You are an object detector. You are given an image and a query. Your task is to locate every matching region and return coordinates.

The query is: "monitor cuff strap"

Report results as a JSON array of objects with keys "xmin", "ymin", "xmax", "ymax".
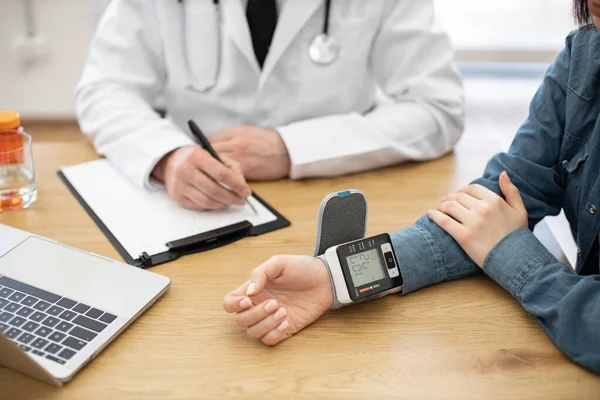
[{"xmin": 317, "ymin": 254, "xmax": 344, "ymax": 310}]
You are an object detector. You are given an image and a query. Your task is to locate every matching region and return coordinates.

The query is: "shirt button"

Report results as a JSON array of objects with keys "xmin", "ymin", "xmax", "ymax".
[
  {"xmin": 589, "ymin": 204, "xmax": 597, "ymax": 214},
  {"xmin": 562, "ymin": 160, "xmax": 569, "ymax": 168},
  {"xmin": 577, "ymin": 247, "xmax": 582, "ymax": 256}
]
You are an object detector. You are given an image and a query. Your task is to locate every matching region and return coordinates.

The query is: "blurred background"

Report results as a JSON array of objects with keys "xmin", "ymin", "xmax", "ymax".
[
  {"xmin": 0, "ymin": 0, "xmax": 578, "ymax": 262},
  {"xmin": 0, "ymin": 0, "xmax": 575, "ymax": 119}
]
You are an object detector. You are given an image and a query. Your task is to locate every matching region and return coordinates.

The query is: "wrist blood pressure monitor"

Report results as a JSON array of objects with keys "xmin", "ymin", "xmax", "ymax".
[
  {"xmin": 314, "ymin": 190, "xmax": 403, "ymax": 309},
  {"xmin": 322, "ymin": 233, "xmax": 403, "ymax": 307}
]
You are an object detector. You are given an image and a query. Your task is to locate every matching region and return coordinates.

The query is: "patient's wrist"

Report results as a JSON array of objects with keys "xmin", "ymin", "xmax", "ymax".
[{"xmin": 317, "ymin": 255, "xmax": 342, "ymax": 309}]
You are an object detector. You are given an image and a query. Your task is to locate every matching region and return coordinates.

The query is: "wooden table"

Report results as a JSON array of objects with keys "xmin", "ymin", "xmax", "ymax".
[{"xmin": 1, "ymin": 125, "xmax": 598, "ymax": 399}]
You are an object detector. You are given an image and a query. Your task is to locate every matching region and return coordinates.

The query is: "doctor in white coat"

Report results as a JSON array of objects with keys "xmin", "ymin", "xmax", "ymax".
[{"xmin": 76, "ymin": 0, "xmax": 464, "ymax": 210}]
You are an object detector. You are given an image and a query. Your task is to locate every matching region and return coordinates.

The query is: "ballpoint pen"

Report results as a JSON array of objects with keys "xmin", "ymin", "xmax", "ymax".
[{"xmin": 187, "ymin": 120, "xmax": 258, "ymax": 215}]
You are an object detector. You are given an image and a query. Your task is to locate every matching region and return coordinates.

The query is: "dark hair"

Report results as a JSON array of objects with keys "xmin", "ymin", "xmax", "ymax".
[{"xmin": 574, "ymin": 0, "xmax": 592, "ymax": 26}]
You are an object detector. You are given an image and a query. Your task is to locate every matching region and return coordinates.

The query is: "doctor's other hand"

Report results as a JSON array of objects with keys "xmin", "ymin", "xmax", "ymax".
[
  {"xmin": 210, "ymin": 126, "xmax": 291, "ymax": 181},
  {"xmin": 152, "ymin": 145, "xmax": 251, "ymax": 210},
  {"xmin": 428, "ymin": 171, "xmax": 528, "ymax": 268},
  {"xmin": 223, "ymin": 255, "xmax": 333, "ymax": 346}
]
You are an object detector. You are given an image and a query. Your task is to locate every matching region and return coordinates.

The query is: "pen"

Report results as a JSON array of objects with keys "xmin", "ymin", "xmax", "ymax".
[{"xmin": 187, "ymin": 120, "xmax": 258, "ymax": 215}]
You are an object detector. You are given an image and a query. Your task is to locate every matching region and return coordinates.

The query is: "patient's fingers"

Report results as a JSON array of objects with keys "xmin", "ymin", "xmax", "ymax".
[
  {"xmin": 245, "ymin": 307, "xmax": 288, "ymax": 339},
  {"xmin": 223, "ymin": 281, "xmax": 253, "ymax": 313},
  {"xmin": 259, "ymin": 320, "xmax": 292, "ymax": 346},
  {"xmin": 235, "ymin": 299, "xmax": 280, "ymax": 328},
  {"xmin": 459, "ymin": 184, "xmax": 498, "ymax": 201},
  {"xmin": 440, "ymin": 192, "xmax": 479, "ymax": 210}
]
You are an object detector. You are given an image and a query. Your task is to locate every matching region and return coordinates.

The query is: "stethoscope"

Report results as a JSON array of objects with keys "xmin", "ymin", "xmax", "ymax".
[
  {"xmin": 307, "ymin": 0, "xmax": 339, "ymax": 65},
  {"xmin": 179, "ymin": 0, "xmax": 338, "ymax": 92}
]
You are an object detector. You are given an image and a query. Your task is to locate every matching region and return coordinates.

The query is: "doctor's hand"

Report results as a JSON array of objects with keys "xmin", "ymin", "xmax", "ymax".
[
  {"xmin": 223, "ymin": 255, "xmax": 333, "ymax": 346},
  {"xmin": 152, "ymin": 145, "xmax": 251, "ymax": 210},
  {"xmin": 210, "ymin": 126, "xmax": 291, "ymax": 181},
  {"xmin": 428, "ymin": 172, "xmax": 528, "ymax": 268}
]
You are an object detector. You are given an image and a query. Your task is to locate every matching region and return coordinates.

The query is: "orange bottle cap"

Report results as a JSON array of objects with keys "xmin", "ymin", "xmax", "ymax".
[{"xmin": 0, "ymin": 111, "xmax": 21, "ymax": 130}]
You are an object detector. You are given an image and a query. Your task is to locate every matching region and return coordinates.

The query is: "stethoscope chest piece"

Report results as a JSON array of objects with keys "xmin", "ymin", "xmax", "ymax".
[{"xmin": 308, "ymin": 33, "xmax": 339, "ymax": 65}]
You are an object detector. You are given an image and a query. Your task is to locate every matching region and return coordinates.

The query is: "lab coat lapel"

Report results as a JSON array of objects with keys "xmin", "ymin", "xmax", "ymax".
[
  {"xmin": 221, "ymin": 0, "xmax": 260, "ymax": 74},
  {"xmin": 259, "ymin": 0, "xmax": 323, "ymax": 87}
]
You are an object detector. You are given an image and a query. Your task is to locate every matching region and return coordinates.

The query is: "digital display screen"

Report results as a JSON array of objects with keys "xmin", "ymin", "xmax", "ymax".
[{"xmin": 346, "ymin": 249, "xmax": 385, "ymax": 288}]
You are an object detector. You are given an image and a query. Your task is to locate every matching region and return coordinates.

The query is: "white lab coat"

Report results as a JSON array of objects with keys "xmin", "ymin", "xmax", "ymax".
[{"xmin": 76, "ymin": 0, "xmax": 464, "ymax": 189}]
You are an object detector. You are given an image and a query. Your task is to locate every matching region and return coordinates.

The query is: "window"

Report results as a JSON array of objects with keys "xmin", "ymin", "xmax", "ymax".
[{"xmin": 435, "ymin": 0, "xmax": 576, "ymax": 52}]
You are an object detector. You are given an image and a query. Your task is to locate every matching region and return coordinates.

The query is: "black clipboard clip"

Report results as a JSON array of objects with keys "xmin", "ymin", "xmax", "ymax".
[
  {"xmin": 137, "ymin": 252, "xmax": 153, "ymax": 268},
  {"xmin": 165, "ymin": 220, "xmax": 253, "ymax": 251},
  {"xmin": 133, "ymin": 221, "xmax": 253, "ymax": 268}
]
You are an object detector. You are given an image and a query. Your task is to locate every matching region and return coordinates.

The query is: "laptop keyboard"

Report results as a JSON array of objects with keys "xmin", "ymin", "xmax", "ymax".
[{"xmin": 0, "ymin": 275, "xmax": 118, "ymax": 365}]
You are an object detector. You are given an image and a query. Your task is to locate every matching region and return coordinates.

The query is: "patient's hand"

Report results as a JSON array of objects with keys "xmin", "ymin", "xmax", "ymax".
[
  {"xmin": 223, "ymin": 255, "xmax": 332, "ymax": 345},
  {"xmin": 428, "ymin": 171, "xmax": 528, "ymax": 268}
]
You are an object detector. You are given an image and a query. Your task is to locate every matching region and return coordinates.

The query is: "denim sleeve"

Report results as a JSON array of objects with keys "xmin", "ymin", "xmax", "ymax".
[
  {"xmin": 484, "ymin": 228, "xmax": 600, "ymax": 374},
  {"xmin": 470, "ymin": 36, "xmax": 572, "ymax": 228},
  {"xmin": 389, "ymin": 36, "xmax": 600, "ymax": 373},
  {"xmin": 391, "ymin": 215, "xmax": 481, "ymax": 294},
  {"xmin": 391, "ymin": 37, "xmax": 572, "ymax": 293}
]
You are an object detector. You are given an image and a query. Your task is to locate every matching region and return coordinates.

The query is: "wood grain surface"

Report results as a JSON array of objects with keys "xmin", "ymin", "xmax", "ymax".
[{"xmin": 0, "ymin": 125, "xmax": 598, "ymax": 399}]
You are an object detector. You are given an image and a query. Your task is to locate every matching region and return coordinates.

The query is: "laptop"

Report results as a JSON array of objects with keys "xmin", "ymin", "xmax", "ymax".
[{"xmin": 0, "ymin": 224, "xmax": 171, "ymax": 386}]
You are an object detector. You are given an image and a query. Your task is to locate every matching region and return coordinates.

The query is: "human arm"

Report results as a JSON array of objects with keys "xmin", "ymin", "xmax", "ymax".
[
  {"xmin": 275, "ymin": 0, "xmax": 464, "ymax": 179},
  {"xmin": 222, "ymin": 214, "xmax": 483, "ymax": 346},
  {"xmin": 76, "ymin": 0, "xmax": 196, "ymax": 189},
  {"xmin": 430, "ymin": 173, "xmax": 600, "ymax": 374},
  {"xmin": 428, "ymin": 33, "xmax": 600, "ymax": 372},
  {"xmin": 483, "ymin": 229, "xmax": 600, "ymax": 374},
  {"xmin": 76, "ymin": 0, "xmax": 251, "ymax": 208}
]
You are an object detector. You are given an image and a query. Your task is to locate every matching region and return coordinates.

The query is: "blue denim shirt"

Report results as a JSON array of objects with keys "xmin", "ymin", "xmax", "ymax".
[{"xmin": 391, "ymin": 28, "xmax": 600, "ymax": 374}]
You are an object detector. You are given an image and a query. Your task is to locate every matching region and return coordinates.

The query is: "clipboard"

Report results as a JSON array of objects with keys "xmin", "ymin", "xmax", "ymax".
[{"xmin": 57, "ymin": 160, "xmax": 290, "ymax": 268}]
